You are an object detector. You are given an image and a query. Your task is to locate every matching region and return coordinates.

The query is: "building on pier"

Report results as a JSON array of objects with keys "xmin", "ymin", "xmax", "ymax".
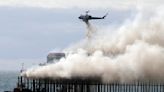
[{"xmin": 14, "ymin": 76, "xmax": 164, "ymax": 92}]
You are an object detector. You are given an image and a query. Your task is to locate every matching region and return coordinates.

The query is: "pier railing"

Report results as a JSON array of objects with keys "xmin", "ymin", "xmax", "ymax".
[{"xmin": 17, "ymin": 76, "xmax": 164, "ymax": 92}]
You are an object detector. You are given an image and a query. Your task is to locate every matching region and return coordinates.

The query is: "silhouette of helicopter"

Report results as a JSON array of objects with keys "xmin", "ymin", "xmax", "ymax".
[{"xmin": 78, "ymin": 11, "xmax": 108, "ymax": 24}]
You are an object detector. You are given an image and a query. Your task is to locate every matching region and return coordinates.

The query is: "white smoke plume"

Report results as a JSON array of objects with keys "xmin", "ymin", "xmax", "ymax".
[{"xmin": 22, "ymin": 6, "xmax": 164, "ymax": 83}]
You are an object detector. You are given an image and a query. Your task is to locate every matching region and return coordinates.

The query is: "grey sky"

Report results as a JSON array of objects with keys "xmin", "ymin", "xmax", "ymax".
[{"xmin": 0, "ymin": 6, "xmax": 134, "ymax": 71}]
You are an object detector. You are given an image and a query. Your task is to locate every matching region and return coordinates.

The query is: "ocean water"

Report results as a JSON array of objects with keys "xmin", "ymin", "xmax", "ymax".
[{"xmin": 0, "ymin": 71, "xmax": 19, "ymax": 92}]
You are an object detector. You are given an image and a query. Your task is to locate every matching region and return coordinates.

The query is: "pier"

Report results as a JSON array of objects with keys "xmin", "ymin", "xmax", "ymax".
[{"xmin": 15, "ymin": 76, "xmax": 164, "ymax": 92}]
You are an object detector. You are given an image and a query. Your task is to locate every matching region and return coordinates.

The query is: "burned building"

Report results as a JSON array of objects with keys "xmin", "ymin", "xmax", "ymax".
[
  {"xmin": 47, "ymin": 52, "xmax": 65, "ymax": 63},
  {"xmin": 15, "ymin": 76, "xmax": 164, "ymax": 92}
]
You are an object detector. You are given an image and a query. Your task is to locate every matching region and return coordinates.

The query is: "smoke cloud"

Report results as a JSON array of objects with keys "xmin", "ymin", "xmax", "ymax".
[{"xmin": 22, "ymin": 6, "xmax": 164, "ymax": 83}]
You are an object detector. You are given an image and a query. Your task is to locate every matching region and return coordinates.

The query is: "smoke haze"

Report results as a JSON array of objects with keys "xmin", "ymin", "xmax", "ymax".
[{"xmin": 22, "ymin": 6, "xmax": 164, "ymax": 83}]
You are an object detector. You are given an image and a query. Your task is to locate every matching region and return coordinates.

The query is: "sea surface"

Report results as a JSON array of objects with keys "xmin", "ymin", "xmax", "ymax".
[{"xmin": 0, "ymin": 71, "xmax": 19, "ymax": 92}]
